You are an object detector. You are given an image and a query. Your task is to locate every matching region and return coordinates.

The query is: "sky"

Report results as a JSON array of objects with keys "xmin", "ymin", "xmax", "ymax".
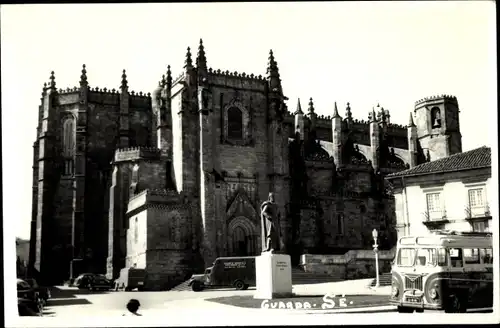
[{"xmin": 1, "ymin": 2, "xmax": 497, "ymax": 242}]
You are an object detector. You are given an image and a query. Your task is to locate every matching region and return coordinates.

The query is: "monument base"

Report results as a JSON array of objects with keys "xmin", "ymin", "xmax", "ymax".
[{"xmin": 254, "ymin": 252, "xmax": 293, "ymax": 299}]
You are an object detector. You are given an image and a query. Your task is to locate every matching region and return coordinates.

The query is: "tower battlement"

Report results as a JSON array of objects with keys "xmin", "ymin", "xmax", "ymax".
[{"xmin": 415, "ymin": 94, "xmax": 458, "ymax": 107}]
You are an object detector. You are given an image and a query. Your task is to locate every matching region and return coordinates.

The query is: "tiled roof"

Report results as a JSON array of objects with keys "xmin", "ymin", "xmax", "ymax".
[{"xmin": 386, "ymin": 146, "xmax": 491, "ymax": 178}]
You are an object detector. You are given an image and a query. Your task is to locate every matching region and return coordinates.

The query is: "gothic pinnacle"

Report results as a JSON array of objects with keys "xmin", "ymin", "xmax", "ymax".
[
  {"xmin": 408, "ymin": 112, "xmax": 416, "ymax": 127},
  {"xmin": 294, "ymin": 98, "xmax": 303, "ymax": 115},
  {"xmin": 166, "ymin": 65, "xmax": 172, "ymax": 87},
  {"xmin": 197, "ymin": 38, "xmax": 207, "ymax": 69},
  {"xmin": 80, "ymin": 64, "xmax": 87, "ymax": 84},
  {"xmin": 49, "ymin": 71, "xmax": 56, "ymax": 89},
  {"xmin": 346, "ymin": 102, "xmax": 352, "ymax": 118},
  {"xmin": 160, "ymin": 74, "xmax": 166, "ymax": 87},
  {"xmin": 308, "ymin": 97, "xmax": 315, "ymax": 113},
  {"xmin": 121, "ymin": 69, "xmax": 128, "ymax": 90},
  {"xmin": 371, "ymin": 108, "xmax": 378, "ymax": 122},
  {"xmin": 184, "ymin": 47, "xmax": 193, "ymax": 68}
]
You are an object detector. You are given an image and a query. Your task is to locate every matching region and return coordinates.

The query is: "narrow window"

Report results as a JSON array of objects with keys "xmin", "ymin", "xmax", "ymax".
[
  {"xmin": 134, "ymin": 217, "xmax": 138, "ymax": 244},
  {"xmin": 62, "ymin": 118, "xmax": 75, "ymax": 176},
  {"xmin": 431, "ymin": 107, "xmax": 441, "ymax": 128},
  {"xmin": 227, "ymin": 107, "xmax": 243, "ymax": 140},
  {"xmin": 337, "ymin": 213, "xmax": 344, "ymax": 235}
]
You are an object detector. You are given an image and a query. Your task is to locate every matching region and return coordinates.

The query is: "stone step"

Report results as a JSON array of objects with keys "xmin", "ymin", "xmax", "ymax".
[{"xmin": 369, "ymin": 273, "xmax": 392, "ymax": 287}]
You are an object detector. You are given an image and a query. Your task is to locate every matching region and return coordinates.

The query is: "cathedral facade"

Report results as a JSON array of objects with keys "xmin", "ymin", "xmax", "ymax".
[{"xmin": 29, "ymin": 40, "xmax": 462, "ymax": 288}]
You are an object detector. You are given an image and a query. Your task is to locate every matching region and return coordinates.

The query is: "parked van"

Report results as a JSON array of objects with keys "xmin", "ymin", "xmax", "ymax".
[
  {"xmin": 189, "ymin": 256, "xmax": 256, "ymax": 292},
  {"xmin": 114, "ymin": 268, "xmax": 146, "ymax": 291}
]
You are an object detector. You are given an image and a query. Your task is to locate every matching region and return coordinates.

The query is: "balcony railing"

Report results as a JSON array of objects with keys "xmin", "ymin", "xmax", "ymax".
[
  {"xmin": 422, "ymin": 209, "xmax": 448, "ymax": 224},
  {"xmin": 465, "ymin": 203, "xmax": 491, "ymax": 219}
]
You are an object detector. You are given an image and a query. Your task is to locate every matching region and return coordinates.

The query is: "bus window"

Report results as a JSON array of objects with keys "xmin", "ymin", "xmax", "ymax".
[
  {"xmin": 415, "ymin": 248, "xmax": 436, "ymax": 266},
  {"xmin": 437, "ymin": 248, "xmax": 448, "ymax": 266},
  {"xmin": 464, "ymin": 248, "xmax": 480, "ymax": 264},
  {"xmin": 480, "ymin": 248, "xmax": 493, "ymax": 264},
  {"xmin": 450, "ymin": 248, "xmax": 463, "ymax": 267},
  {"xmin": 396, "ymin": 248, "xmax": 416, "ymax": 266}
]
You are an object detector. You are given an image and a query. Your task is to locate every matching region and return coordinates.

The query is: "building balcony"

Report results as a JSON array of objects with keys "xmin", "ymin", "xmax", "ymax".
[
  {"xmin": 422, "ymin": 210, "xmax": 449, "ymax": 227},
  {"xmin": 465, "ymin": 204, "xmax": 491, "ymax": 221}
]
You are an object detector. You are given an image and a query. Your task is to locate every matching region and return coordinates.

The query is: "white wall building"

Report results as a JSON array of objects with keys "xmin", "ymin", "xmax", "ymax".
[{"xmin": 386, "ymin": 146, "xmax": 492, "ymax": 238}]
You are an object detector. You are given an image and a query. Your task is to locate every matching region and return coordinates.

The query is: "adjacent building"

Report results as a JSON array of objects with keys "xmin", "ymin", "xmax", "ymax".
[
  {"xmin": 385, "ymin": 146, "xmax": 492, "ymax": 238},
  {"xmin": 29, "ymin": 40, "xmax": 464, "ymax": 289}
]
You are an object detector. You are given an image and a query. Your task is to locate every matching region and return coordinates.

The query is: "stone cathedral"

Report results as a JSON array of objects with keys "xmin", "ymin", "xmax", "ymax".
[{"xmin": 29, "ymin": 40, "xmax": 463, "ymax": 289}]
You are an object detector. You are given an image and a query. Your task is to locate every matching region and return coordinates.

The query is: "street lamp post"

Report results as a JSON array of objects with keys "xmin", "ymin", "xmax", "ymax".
[{"xmin": 372, "ymin": 229, "xmax": 380, "ymax": 288}]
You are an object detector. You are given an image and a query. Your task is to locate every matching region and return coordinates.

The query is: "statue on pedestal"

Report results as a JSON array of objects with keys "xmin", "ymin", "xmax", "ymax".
[{"xmin": 260, "ymin": 192, "xmax": 281, "ymax": 253}]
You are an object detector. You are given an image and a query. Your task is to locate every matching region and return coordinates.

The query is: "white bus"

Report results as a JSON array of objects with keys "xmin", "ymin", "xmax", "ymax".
[{"xmin": 390, "ymin": 230, "xmax": 493, "ymax": 313}]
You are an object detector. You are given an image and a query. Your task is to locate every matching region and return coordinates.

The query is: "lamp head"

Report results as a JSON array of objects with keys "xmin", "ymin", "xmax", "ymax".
[{"xmin": 372, "ymin": 229, "xmax": 378, "ymax": 239}]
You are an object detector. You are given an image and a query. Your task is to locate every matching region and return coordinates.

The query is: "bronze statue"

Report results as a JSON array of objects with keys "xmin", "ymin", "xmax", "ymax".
[{"xmin": 260, "ymin": 192, "xmax": 281, "ymax": 253}]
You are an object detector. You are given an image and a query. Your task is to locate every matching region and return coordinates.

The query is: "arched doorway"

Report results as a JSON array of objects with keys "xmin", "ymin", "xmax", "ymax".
[{"xmin": 228, "ymin": 217, "xmax": 258, "ymax": 257}]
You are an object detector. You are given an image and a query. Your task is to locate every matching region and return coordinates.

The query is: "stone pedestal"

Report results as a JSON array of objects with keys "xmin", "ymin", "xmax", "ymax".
[{"xmin": 254, "ymin": 252, "xmax": 293, "ymax": 299}]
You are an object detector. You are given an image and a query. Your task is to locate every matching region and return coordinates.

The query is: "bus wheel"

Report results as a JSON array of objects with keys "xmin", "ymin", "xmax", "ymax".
[
  {"xmin": 446, "ymin": 294, "xmax": 467, "ymax": 313},
  {"xmin": 415, "ymin": 309, "xmax": 424, "ymax": 313},
  {"xmin": 192, "ymin": 281, "xmax": 203, "ymax": 292},
  {"xmin": 234, "ymin": 280, "xmax": 245, "ymax": 290},
  {"xmin": 397, "ymin": 306, "xmax": 414, "ymax": 313}
]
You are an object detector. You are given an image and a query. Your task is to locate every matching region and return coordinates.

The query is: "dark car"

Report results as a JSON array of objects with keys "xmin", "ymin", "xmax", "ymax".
[
  {"xmin": 88, "ymin": 274, "xmax": 112, "ymax": 291},
  {"xmin": 18, "ymin": 298, "xmax": 41, "ymax": 316},
  {"xmin": 17, "ymin": 279, "xmax": 43, "ymax": 315},
  {"xmin": 74, "ymin": 273, "xmax": 96, "ymax": 289},
  {"xmin": 24, "ymin": 278, "xmax": 51, "ymax": 303}
]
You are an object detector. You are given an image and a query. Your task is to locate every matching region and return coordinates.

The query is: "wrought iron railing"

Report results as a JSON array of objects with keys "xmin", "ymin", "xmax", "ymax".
[{"xmin": 465, "ymin": 203, "xmax": 491, "ymax": 219}]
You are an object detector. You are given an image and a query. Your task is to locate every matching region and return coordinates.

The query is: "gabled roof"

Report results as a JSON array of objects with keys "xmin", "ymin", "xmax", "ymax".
[{"xmin": 386, "ymin": 146, "xmax": 491, "ymax": 178}]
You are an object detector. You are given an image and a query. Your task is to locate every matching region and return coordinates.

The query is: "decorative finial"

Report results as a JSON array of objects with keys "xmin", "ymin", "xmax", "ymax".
[
  {"xmin": 160, "ymin": 74, "xmax": 166, "ymax": 87},
  {"xmin": 266, "ymin": 49, "xmax": 281, "ymax": 92},
  {"xmin": 294, "ymin": 98, "xmax": 303, "ymax": 115},
  {"xmin": 184, "ymin": 47, "xmax": 193, "ymax": 68},
  {"xmin": 121, "ymin": 69, "xmax": 128, "ymax": 90}
]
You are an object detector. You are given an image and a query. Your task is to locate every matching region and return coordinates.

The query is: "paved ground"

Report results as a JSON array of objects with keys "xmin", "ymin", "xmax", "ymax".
[{"xmin": 38, "ymin": 278, "xmax": 394, "ymax": 318}]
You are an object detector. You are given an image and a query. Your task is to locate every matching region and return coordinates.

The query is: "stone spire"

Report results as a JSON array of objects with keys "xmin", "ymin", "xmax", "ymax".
[
  {"xmin": 332, "ymin": 102, "xmax": 341, "ymax": 118},
  {"xmin": 184, "ymin": 47, "xmax": 193, "ymax": 69},
  {"xmin": 80, "ymin": 64, "xmax": 88, "ymax": 85},
  {"xmin": 120, "ymin": 69, "xmax": 128, "ymax": 91},
  {"xmin": 294, "ymin": 98, "xmax": 303, "ymax": 115},
  {"xmin": 196, "ymin": 38, "xmax": 207, "ymax": 70},
  {"xmin": 408, "ymin": 112, "xmax": 416, "ymax": 127}
]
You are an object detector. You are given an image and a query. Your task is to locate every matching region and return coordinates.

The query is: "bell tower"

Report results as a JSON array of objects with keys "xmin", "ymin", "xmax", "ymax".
[{"xmin": 413, "ymin": 94, "xmax": 462, "ymax": 161}]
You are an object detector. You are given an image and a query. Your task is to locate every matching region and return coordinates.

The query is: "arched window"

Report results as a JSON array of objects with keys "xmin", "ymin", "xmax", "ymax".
[
  {"xmin": 431, "ymin": 107, "xmax": 441, "ymax": 128},
  {"xmin": 227, "ymin": 107, "xmax": 243, "ymax": 140},
  {"xmin": 62, "ymin": 118, "xmax": 75, "ymax": 176}
]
